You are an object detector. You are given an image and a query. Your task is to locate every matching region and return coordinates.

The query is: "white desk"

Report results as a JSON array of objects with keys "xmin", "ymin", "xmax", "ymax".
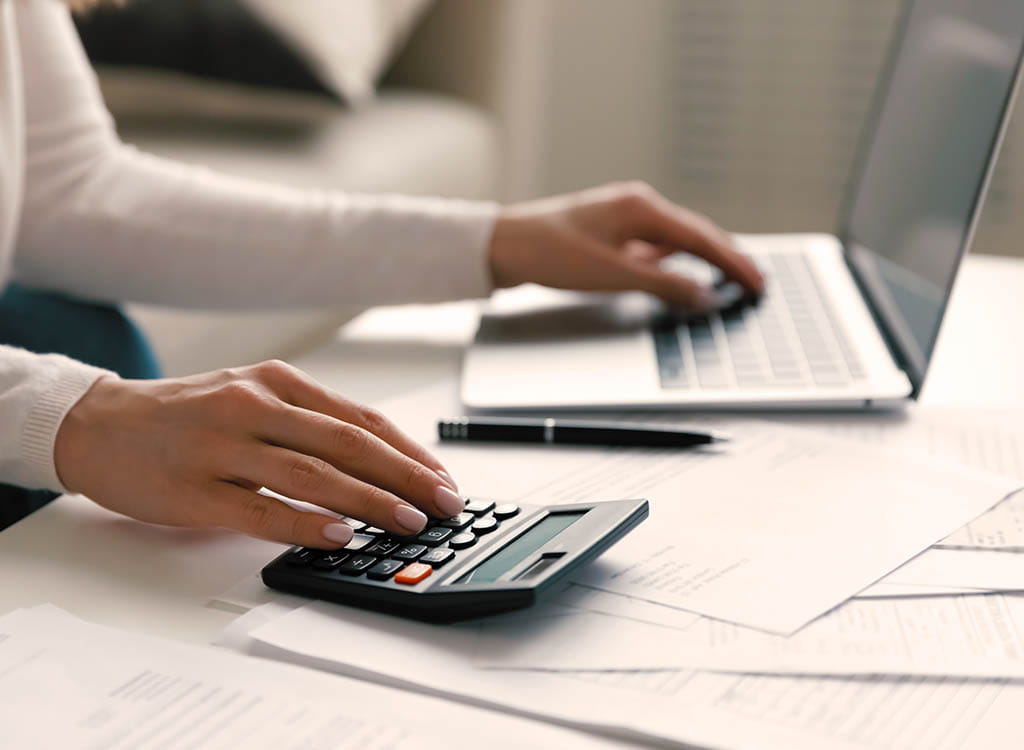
[{"xmin": 2, "ymin": 253, "xmax": 1022, "ymax": 647}]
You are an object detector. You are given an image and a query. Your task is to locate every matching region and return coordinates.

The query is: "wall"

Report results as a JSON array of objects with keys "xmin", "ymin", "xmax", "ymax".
[{"xmin": 524, "ymin": 0, "xmax": 1024, "ymax": 257}]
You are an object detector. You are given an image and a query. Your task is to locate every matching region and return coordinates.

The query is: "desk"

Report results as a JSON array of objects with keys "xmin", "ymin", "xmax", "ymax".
[{"xmin": 2, "ymin": 254, "xmax": 1022, "ymax": 647}]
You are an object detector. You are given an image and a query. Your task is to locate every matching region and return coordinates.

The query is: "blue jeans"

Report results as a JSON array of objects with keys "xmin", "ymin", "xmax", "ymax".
[{"xmin": 0, "ymin": 284, "xmax": 161, "ymax": 530}]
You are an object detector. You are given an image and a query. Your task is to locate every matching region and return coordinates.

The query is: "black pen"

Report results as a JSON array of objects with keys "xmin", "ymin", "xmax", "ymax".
[{"xmin": 437, "ymin": 417, "xmax": 728, "ymax": 448}]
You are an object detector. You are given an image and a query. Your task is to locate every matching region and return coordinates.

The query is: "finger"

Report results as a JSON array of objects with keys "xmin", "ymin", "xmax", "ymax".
[
  {"xmin": 631, "ymin": 197, "xmax": 764, "ymax": 293},
  {"xmin": 252, "ymin": 361, "xmax": 457, "ymax": 490},
  {"xmin": 211, "ymin": 482, "xmax": 357, "ymax": 549},
  {"xmin": 229, "ymin": 444, "xmax": 432, "ymax": 536},
  {"xmin": 256, "ymin": 405, "xmax": 464, "ymax": 518},
  {"xmin": 570, "ymin": 236, "xmax": 718, "ymax": 309},
  {"xmin": 622, "ymin": 239, "xmax": 677, "ymax": 264}
]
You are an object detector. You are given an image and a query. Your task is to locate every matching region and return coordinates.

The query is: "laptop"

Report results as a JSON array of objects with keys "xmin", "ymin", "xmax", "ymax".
[{"xmin": 462, "ymin": 0, "xmax": 1024, "ymax": 411}]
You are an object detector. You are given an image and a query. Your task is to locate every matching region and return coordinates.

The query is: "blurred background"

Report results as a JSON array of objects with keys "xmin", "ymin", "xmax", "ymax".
[{"xmin": 74, "ymin": 0, "xmax": 1023, "ymax": 374}]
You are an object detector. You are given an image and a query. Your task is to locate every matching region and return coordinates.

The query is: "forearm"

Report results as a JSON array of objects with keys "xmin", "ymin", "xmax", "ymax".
[
  {"xmin": 14, "ymin": 0, "xmax": 497, "ymax": 311},
  {"xmin": 16, "ymin": 143, "xmax": 497, "ymax": 310}
]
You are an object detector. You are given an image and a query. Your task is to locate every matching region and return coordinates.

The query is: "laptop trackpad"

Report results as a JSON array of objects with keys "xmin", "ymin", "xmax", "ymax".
[{"xmin": 476, "ymin": 289, "xmax": 662, "ymax": 344}]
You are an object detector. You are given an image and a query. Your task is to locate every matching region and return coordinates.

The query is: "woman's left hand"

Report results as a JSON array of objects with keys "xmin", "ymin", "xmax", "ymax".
[{"xmin": 488, "ymin": 181, "xmax": 764, "ymax": 310}]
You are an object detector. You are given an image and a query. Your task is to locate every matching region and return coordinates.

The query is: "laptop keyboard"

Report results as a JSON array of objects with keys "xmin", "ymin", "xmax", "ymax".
[{"xmin": 654, "ymin": 252, "xmax": 865, "ymax": 390}]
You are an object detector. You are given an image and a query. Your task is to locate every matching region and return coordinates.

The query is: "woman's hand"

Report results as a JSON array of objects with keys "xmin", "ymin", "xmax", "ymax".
[
  {"xmin": 489, "ymin": 181, "xmax": 765, "ymax": 308},
  {"xmin": 53, "ymin": 361, "xmax": 465, "ymax": 549}
]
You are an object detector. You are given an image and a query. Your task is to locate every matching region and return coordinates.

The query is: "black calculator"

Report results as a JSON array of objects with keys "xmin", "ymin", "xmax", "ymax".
[{"xmin": 262, "ymin": 497, "xmax": 649, "ymax": 622}]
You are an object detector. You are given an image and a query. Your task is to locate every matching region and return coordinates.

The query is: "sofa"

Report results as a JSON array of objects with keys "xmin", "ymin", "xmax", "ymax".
[{"xmin": 90, "ymin": 0, "xmax": 522, "ymax": 376}]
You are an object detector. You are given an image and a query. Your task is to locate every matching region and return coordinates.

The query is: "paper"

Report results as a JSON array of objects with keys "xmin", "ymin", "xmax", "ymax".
[
  {"xmin": 857, "ymin": 582, "xmax": 1000, "ymax": 598},
  {"xmin": 474, "ymin": 593, "xmax": 1024, "ymax": 678},
  {"xmin": 357, "ymin": 382, "xmax": 1019, "ymax": 635},
  {"xmin": 564, "ymin": 423, "xmax": 1016, "ymax": 634},
  {"xmin": 231, "ymin": 601, "xmax": 867, "ymax": 750},
  {"xmin": 0, "ymin": 605, "xmax": 622, "ymax": 750},
  {"xmin": 941, "ymin": 490, "xmax": 1024, "ymax": 549},
  {"xmin": 774, "ymin": 407, "xmax": 1024, "ymax": 549},
  {"xmin": 881, "ymin": 547, "xmax": 1024, "ymax": 591},
  {"xmin": 228, "ymin": 600, "xmax": 1022, "ymax": 750},
  {"xmin": 708, "ymin": 671, "xmax": 1019, "ymax": 750}
]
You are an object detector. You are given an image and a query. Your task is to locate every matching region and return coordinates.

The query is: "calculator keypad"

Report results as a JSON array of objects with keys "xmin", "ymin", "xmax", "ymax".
[{"xmin": 287, "ymin": 499, "xmax": 520, "ymax": 584}]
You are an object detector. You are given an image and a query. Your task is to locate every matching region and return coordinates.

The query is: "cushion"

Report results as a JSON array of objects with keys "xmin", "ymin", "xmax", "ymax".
[
  {"xmin": 242, "ymin": 0, "xmax": 433, "ymax": 104},
  {"xmin": 76, "ymin": 0, "xmax": 433, "ymax": 105}
]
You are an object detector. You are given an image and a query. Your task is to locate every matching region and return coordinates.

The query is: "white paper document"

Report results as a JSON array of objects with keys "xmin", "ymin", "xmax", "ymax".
[
  {"xmin": 857, "ymin": 582, "xmax": 1000, "ymax": 598},
  {"xmin": 232, "ymin": 601, "xmax": 868, "ymax": 750},
  {"xmin": 371, "ymin": 382, "xmax": 1019, "ymax": 635},
  {"xmin": 228, "ymin": 600, "xmax": 1024, "ymax": 750},
  {"xmin": 0, "ymin": 605, "xmax": 628, "ymax": 750},
  {"xmin": 474, "ymin": 593, "xmax": 1024, "ymax": 679},
  {"xmin": 775, "ymin": 407, "xmax": 1024, "ymax": 549},
  {"xmin": 881, "ymin": 547, "xmax": 1024, "ymax": 591}
]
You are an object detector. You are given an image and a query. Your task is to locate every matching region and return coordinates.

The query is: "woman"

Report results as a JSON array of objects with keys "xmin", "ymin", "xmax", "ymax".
[{"xmin": 0, "ymin": 0, "xmax": 763, "ymax": 548}]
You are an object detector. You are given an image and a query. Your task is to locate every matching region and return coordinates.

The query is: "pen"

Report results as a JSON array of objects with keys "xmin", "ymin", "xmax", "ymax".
[{"xmin": 437, "ymin": 417, "xmax": 728, "ymax": 448}]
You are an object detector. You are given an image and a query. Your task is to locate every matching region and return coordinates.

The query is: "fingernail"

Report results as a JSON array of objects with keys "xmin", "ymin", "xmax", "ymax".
[
  {"xmin": 322, "ymin": 522, "xmax": 354, "ymax": 546},
  {"xmin": 394, "ymin": 504, "xmax": 428, "ymax": 533},
  {"xmin": 435, "ymin": 485, "xmax": 465, "ymax": 517},
  {"xmin": 437, "ymin": 469, "xmax": 459, "ymax": 492}
]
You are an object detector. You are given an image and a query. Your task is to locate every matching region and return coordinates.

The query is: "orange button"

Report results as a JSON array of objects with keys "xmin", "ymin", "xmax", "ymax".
[{"xmin": 394, "ymin": 562, "xmax": 432, "ymax": 585}]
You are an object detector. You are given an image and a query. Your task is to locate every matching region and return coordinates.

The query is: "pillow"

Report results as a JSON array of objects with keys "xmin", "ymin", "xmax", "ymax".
[
  {"xmin": 76, "ymin": 0, "xmax": 332, "ymax": 97},
  {"xmin": 76, "ymin": 0, "xmax": 434, "ymax": 105},
  {"xmin": 241, "ymin": 0, "xmax": 434, "ymax": 104}
]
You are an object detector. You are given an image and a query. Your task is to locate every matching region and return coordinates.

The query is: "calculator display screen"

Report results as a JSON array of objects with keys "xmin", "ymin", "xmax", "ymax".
[{"xmin": 453, "ymin": 511, "xmax": 586, "ymax": 585}]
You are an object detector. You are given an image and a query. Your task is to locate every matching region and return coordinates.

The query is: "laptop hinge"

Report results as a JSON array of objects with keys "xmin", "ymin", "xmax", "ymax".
[{"xmin": 839, "ymin": 246, "xmax": 920, "ymax": 398}]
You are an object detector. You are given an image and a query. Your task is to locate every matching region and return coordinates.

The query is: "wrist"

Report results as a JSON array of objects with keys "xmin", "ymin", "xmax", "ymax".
[
  {"xmin": 53, "ymin": 375, "xmax": 122, "ymax": 493},
  {"xmin": 488, "ymin": 211, "xmax": 535, "ymax": 290}
]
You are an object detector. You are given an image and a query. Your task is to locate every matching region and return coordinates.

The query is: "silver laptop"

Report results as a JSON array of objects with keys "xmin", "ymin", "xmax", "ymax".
[{"xmin": 463, "ymin": 0, "xmax": 1024, "ymax": 411}]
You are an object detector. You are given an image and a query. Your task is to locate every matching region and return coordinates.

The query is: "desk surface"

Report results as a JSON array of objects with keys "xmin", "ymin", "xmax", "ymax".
[{"xmin": 2, "ymin": 253, "xmax": 1022, "ymax": 647}]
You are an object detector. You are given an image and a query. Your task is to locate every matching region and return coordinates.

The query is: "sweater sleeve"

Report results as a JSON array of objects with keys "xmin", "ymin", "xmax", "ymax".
[
  {"xmin": 0, "ymin": 346, "xmax": 113, "ymax": 492},
  {"xmin": 11, "ymin": 0, "xmax": 498, "ymax": 310}
]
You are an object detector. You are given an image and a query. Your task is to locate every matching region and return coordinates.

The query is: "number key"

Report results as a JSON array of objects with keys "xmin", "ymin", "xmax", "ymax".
[
  {"xmin": 472, "ymin": 516, "xmax": 499, "ymax": 535},
  {"xmin": 449, "ymin": 532, "xmax": 477, "ymax": 550},
  {"xmin": 440, "ymin": 512, "xmax": 475, "ymax": 531},
  {"xmin": 493, "ymin": 504, "xmax": 520, "ymax": 520},
  {"xmin": 417, "ymin": 527, "xmax": 453, "ymax": 547},
  {"xmin": 465, "ymin": 498, "xmax": 495, "ymax": 516},
  {"xmin": 420, "ymin": 548, "xmax": 455, "ymax": 568}
]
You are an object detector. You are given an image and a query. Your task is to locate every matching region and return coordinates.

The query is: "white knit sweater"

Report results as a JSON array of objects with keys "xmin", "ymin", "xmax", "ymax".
[{"xmin": 0, "ymin": 0, "xmax": 496, "ymax": 492}]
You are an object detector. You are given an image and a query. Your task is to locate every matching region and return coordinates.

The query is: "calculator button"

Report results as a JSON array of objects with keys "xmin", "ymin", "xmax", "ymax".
[
  {"xmin": 284, "ymin": 548, "xmax": 317, "ymax": 566},
  {"xmin": 492, "ymin": 504, "xmax": 520, "ymax": 520},
  {"xmin": 449, "ymin": 532, "xmax": 477, "ymax": 550},
  {"xmin": 343, "ymin": 519, "xmax": 368, "ymax": 532},
  {"xmin": 365, "ymin": 539, "xmax": 402, "ymax": 557},
  {"xmin": 367, "ymin": 559, "xmax": 405, "ymax": 581},
  {"xmin": 439, "ymin": 512, "xmax": 474, "ymax": 531},
  {"xmin": 339, "ymin": 554, "xmax": 377, "ymax": 575},
  {"xmin": 393, "ymin": 544, "xmax": 428, "ymax": 562},
  {"xmin": 344, "ymin": 534, "xmax": 376, "ymax": 552},
  {"xmin": 364, "ymin": 527, "xmax": 386, "ymax": 536},
  {"xmin": 472, "ymin": 517, "xmax": 499, "ymax": 535},
  {"xmin": 394, "ymin": 563, "xmax": 433, "ymax": 585},
  {"xmin": 417, "ymin": 527, "xmax": 453, "ymax": 547},
  {"xmin": 465, "ymin": 498, "xmax": 495, "ymax": 516},
  {"xmin": 311, "ymin": 552, "xmax": 350, "ymax": 571},
  {"xmin": 420, "ymin": 548, "xmax": 455, "ymax": 568}
]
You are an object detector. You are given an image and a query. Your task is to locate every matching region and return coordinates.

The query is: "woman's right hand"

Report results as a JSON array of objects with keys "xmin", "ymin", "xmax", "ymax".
[{"xmin": 53, "ymin": 360, "xmax": 464, "ymax": 549}]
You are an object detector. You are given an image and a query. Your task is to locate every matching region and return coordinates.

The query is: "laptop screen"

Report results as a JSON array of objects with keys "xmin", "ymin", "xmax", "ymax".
[{"xmin": 843, "ymin": 0, "xmax": 1024, "ymax": 392}]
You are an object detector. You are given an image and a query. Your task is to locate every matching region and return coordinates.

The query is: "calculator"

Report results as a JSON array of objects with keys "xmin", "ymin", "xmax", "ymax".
[{"xmin": 262, "ymin": 497, "xmax": 649, "ymax": 622}]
